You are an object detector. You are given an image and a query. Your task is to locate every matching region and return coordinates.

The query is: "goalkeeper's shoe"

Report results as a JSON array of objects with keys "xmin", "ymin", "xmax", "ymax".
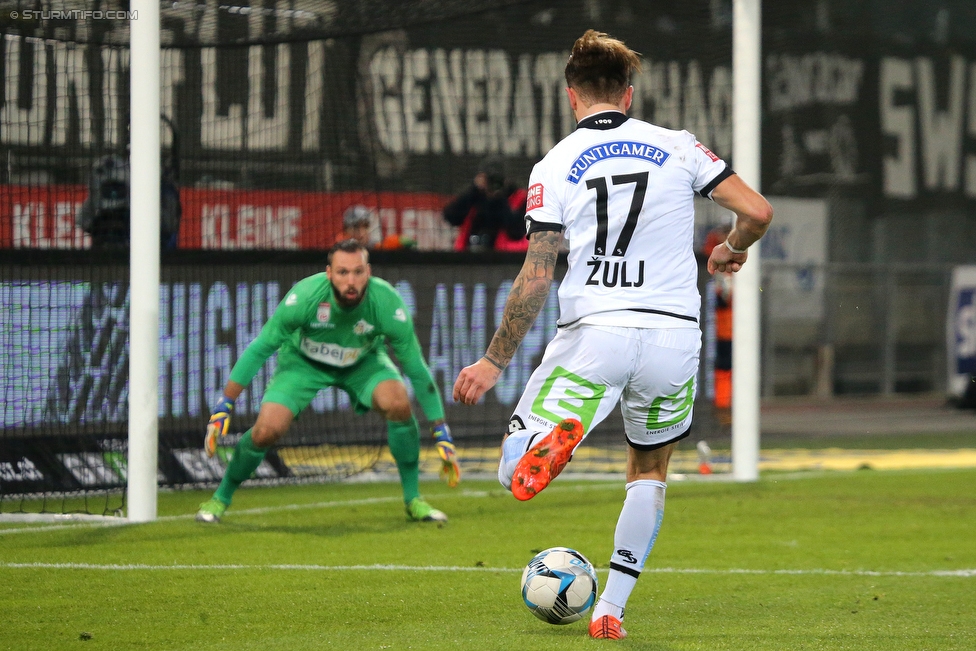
[
  {"xmin": 405, "ymin": 497, "xmax": 448, "ymax": 523},
  {"xmin": 195, "ymin": 498, "xmax": 228, "ymax": 523},
  {"xmin": 589, "ymin": 615, "xmax": 627, "ymax": 640},
  {"xmin": 511, "ymin": 418, "xmax": 584, "ymax": 501},
  {"xmin": 432, "ymin": 423, "xmax": 461, "ymax": 488}
]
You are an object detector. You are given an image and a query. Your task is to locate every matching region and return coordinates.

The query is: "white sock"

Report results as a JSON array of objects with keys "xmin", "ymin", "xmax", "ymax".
[
  {"xmin": 496, "ymin": 429, "xmax": 540, "ymax": 490},
  {"xmin": 591, "ymin": 479, "xmax": 666, "ymax": 622}
]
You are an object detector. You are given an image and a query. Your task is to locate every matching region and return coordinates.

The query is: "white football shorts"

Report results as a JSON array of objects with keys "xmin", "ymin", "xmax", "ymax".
[{"xmin": 509, "ymin": 323, "xmax": 701, "ymax": 450}]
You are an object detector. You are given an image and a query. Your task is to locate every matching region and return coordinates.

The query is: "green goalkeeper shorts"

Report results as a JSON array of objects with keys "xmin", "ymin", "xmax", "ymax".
[{"xmin": 262, "ymin": 344, "xmax": 403, "ymax": 417}]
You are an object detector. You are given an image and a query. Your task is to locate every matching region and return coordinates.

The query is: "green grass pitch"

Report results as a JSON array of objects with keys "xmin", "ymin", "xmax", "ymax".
[{"xmin": 2, "ymin": 468, "xmax": 974, "ymax": 650}]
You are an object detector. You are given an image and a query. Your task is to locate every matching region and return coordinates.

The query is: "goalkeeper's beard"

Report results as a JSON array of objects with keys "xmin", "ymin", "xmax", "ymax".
[{"xmin": 332, "ymin": 280, "xmax": 366, "ymax": 308}]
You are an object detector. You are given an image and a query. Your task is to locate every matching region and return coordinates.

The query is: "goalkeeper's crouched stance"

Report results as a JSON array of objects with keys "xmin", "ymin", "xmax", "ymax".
[{"xmin": 196, "ymin": 239, "xmax": 461, "ymax": 524}]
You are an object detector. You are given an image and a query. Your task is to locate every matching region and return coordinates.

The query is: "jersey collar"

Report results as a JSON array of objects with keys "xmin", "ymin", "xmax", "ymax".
[{"xmin": 577, "ymin": 111, "xmax": 629, "ymax": 130}]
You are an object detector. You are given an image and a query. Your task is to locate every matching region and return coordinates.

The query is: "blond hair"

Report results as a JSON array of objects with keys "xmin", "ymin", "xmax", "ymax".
[{"xmin": 564, "ymin": 29, "xmax": 642, "ymax": 105}]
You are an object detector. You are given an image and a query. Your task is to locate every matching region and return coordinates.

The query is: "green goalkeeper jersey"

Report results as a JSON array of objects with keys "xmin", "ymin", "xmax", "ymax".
[{"xmin": 229, "ymin": 273, "xmax": 444, "ymax": 421}]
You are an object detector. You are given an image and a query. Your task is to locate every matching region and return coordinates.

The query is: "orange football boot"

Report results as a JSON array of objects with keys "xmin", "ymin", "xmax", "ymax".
[
  {"xmin": 510, "ymin": 418, "xmax": 584, "ymax": 501},
  {"xmin": 589, "ymin": 615, "xmax": 627, "ymax": 640}
]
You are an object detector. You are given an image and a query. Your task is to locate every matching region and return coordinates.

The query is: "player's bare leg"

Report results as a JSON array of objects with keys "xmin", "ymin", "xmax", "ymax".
[{"xmin": 589, "ymin": 442, "xmax": 675, "ymax": 639}]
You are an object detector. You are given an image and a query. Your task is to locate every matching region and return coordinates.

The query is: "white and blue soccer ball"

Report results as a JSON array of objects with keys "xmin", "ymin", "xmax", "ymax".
[{"xmin": 520, "ymin": 547, "xmax": 598, "ymax": 625}]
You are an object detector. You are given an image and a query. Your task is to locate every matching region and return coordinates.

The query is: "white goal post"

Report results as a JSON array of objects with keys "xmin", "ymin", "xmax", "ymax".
[
  {"xmin": 128, "ymin": 0, "xmax": 161, "ymax": 522},
  {"xmin": 732, "ymin": 0, "xmax": 762, "ymax": 482}
]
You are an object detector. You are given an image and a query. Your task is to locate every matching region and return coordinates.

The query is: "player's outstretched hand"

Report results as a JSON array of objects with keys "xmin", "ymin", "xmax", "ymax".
[
  {"xmin": 432, "ymin": 422, "xmax": 461, "ymax": 488},
  {"xmin": 204, "ymin": 395, "xmax": 235, "ymax": 458},
  {"xmin": 453, "ymin": 357, "xmax": 503, "ymax": 405}
]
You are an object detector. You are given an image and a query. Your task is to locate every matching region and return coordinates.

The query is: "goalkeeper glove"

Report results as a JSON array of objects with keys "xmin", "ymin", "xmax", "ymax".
[
  {"xmin": 204, "ymin": 395, "xmax": 235, "ymax": 458},
  {"xmin": 432, "ymin": 423, "xmax": 461, "ymax": 488}
]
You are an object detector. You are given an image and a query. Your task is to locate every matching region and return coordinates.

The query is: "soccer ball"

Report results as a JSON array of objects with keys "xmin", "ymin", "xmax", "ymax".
[{"xmin": 520, "ymin": 547, "xmax": 598, "ymax": 625}]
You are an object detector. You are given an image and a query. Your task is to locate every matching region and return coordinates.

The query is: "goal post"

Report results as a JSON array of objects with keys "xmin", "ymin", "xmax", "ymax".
[
  {"xmin": 731, "ymin": 0, "xmax": 762, "ymax": 482},
  {"xmin": 127, "ymin": 0, "xmax": 161, "ymax": 522}
]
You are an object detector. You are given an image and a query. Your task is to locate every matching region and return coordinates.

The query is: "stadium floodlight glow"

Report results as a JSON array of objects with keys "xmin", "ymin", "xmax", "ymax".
[
  {"xmin": 128, "ymin": 0, "xmax": 161, "ymax": 522},
  {"xmin": 732, "ymin": 0, "xmax": 761, "ymax": 482}
]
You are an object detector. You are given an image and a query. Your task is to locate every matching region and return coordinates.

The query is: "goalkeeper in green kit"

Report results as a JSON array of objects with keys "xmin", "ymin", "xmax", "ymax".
[{"xmin": 196, "ymin": 239, "xmax": 460, "ymax": 523}]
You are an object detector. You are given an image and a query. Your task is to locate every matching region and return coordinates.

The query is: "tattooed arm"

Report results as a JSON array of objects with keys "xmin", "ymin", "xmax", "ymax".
[
  {"xmin": 454, "ymin": 231, "xmax": 562, "ymax": 405},
  {"xmin": 453, "ymin": 230, "xmax": 562, "ymax": 405},
  {"xmin": 485, "ymin": 230, "xmax": 561, "ymax": 367}
]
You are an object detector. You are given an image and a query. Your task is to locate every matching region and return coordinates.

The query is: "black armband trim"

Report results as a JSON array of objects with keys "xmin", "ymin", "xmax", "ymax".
[
  {"xmin": 525, "ymin": 218, "xmax": 564, "ymax": 237},
  {"xmin": 697, "ymin": 165, "xmax": 735, "ymax": 199}
]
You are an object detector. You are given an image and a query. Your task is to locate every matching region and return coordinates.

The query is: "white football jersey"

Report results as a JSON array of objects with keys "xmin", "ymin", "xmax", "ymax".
[{"xmin": 525, "ymin": 110, "xmax": 732, "ymax": 327}]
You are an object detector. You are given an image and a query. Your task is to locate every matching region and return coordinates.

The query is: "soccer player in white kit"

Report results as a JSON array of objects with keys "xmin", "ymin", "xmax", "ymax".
[{"xmin": 454, "ymin": 30, "xmax": 772, "ymax": 639}]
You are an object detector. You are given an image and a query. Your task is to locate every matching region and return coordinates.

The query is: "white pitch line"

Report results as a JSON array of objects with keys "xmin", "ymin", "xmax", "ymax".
[{"xmin": 1, "ymin": 562, "xmax": 973, "ymax": 578}]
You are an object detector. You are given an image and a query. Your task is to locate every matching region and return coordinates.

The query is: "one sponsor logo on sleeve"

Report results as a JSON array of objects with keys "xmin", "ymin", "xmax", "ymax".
[
  {"xmin": 526, "ymin": 183, "xmax": 544, "ymax": 211},
  {"xmin": 696, "ymin": 142, "xmax": 720, "ymax": 162},
  {"xmin": 285, "ymin": 293, "xmax": 298, "ymax": 306}
]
